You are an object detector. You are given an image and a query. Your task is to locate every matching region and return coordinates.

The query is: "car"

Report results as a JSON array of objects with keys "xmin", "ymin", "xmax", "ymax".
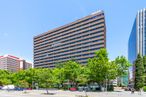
[
  {"xmin": 26, "ymin": 88, "xmax": 32, "ymax": 90},
  {"xmin": 70, "ymin": 87, "xmax": 77, "ymax": 91},
  {"xmin": 2, "ymin": 85, "xmax": 15, "ymax": 90},
  {"xmin": 14, "ymin": 87, "xmax": 24, "ymax": 91},
  {"xmin": 0, "ymin": 86, "xmax": 3, "ymax": 89},
  {"xmin": 78, "ymin": 86, "xmax": 84, "ymax": 91}
]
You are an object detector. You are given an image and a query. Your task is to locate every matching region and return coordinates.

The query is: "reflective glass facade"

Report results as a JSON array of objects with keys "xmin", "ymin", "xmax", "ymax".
[
  {"xmin": 128, "ymin": 8, "xmax": 146, "ymax": 79},
  {"xmin": 128, "ymin": 19, "xmax": 137, "ymax": 64}
]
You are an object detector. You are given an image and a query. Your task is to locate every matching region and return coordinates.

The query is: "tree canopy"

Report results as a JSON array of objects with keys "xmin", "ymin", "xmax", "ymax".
[
  {"xmin": 134, "ymin": 54, "xmax": 145, "ymax": 90},
  {"xmin": 0, "ymin": 48, "xmax": 131, "ymax": 91}
]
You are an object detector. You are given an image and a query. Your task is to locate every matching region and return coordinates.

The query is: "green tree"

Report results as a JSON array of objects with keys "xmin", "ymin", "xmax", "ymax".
[
  {"xmin": 106, "ymin": 61, "xmax": 118, "ymax": 80},
  {"xmin": 16, "ymin": 80, "xmax": 29, "ymax": 88},
  {"xmin": 143, "ymin": 56, "xmax": 146, "ymax": 72},
  {"xmin": 115, "ymin": 56, "xmax": 131, "ymax": 77},
  {"xmin": 38, "ymin": 68, "xmax": 54, "ymax": 94},
  {"xmin": 0, "ymin": 70, "xmax": 12, "ymax": 85},
  {"xmin": 87, "ymin": 48, "xmax": 109, "ymax": 87},
  {"xmin": 77, "ymin": 66, "xmax": 89, "ymax": 86},
  {"xmin": 143, "ymin": 56, "xmax": 146, "ymax": 85},
  {"xmin": 0, "ymin": 78, "xmax": 12, "ymax": 85},
  {"xmin": 134, "ymin": 54, "xmax": 145, "ymax": 90},
  {"xmin": 12, "ymin": 68, "xmax": 41, "ymax": 88},
  {"xmin": 53, "ymin": 68, "xmax": 65, "ymax": 88},
  {"xmin": 24, "ymin": 68, "xmax": 41, "ymax": 88},
  {"xmin": 12, "ymin": 70, "xmax": 26, "ymax": 86},
  {"xmin": 63, "ymin": 60, "xmax": 81, "ymax": 88},
  {"xmin": 114, "ymin": 56, "xmax": 131, "ymax": 86}
]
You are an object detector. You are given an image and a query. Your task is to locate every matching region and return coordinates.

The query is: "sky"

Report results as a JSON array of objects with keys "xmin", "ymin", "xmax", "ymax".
[{"xmin": 0, "ymin": 0, "xmax": 146, "ymax": 62}]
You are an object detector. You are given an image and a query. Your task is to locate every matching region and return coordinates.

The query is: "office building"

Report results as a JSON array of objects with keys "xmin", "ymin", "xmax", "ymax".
[
  {"xmin": 128, "ymin": 8, "xmax": 146, "ymax": 79},
  {"xmin": 0, "ymin": 55, "xmax": 32, "ymax": 72},
  {"xmin": 34, "ymin": 10, "xmax": 106, "ymax": 68}
]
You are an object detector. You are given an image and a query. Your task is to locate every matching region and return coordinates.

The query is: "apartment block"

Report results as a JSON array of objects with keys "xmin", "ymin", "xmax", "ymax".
[
  {"xmin": 0, "ymin": 55, "xmax": 32, "ymax": 72},
  {"xmin": 34, "ymin": 10, "xmax": 106, "ymax": 68}
]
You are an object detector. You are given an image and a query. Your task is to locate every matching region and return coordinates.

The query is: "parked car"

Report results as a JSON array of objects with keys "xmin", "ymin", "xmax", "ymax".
[
  {"xmin": 89, "ymin": 85, "xmax": 100, "ymax": 91},
  {"xmin": 14, "ymin": 87, "xmax": 24, "ymax": 91},
  {"xmin": 2, "ymin": 85, "xmax": 15, "ymax": 90},
  {"xmin": 26, "ymin": 88, "xmax": 32, "ymax": 90},
  {"xmin": 70, "ymin": 87, "xmax": 77, "ymax": 91},
  {"xmin": 78, "ymin": 86, "xmax": 84, "ymax": 91},
  {"xmin": 0, "ymin": 86, "xmax": 3, "ymax": 89}
]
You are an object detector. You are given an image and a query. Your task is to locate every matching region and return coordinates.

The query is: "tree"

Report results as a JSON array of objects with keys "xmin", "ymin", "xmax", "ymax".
[
  {"xmin": 134, "ymin": 54, "xmax": 145, "ymax": 90},
  {"xmin": 0, "ymin": 79, "xmax": 12, "ymax": 85},
  {"xmin": 106, "ymin": 61, "xmax": 118, "ymax": 80},
  {"xmin": 87, "ymin": 48, "xmax": 109, "ymax": 87},
  {"xmin": 0, "ymin": 70, "xmax": 12, "ymax": 85},
  {"xmin": 38, "ymin": 68, "xmax": 54, "ymax": 94},
  {"xmin": 12, "ymin": 69, "xmax": 30, "ymax": 88},
  {"xmin": 11, "ymin": 68, "xmax": 42, "ymax": 89},
  {"xmin": 115, "ymin": 56, "xmax": 131, "ymax": 77},
  {"xmin": 143, "ymin": 56, "xmax": 146, "ymax": 85},
  {"xmin": 106, "ymin": 61, "xmax": 119, "ymax": 90},
  {"xmin": 53, "ymin": 68, "xmax": 65, "ymax": 89},
  {"xmin": 63, "ymin": 60, "xmax": 81, "ymax": 88},
  {"xmin": 76, "ymin": 66, "xmax": 89, "ymax": 86},
  {"xmin": 87, "ymin": 49, "xmax": 129, "ymax": 91},
  {"xmin": 114, "ymin": 56, "xmax": 131, "ymax": 86},
  {"xmin": 17, "ymin": 80, "xmax": 29, "ymax": 88},
  {"xmin": 24, "ymin": 68, "xmax": 40, "ymax": 88},
  {"xmin": 143, "ymin": 56, "xmax": 146, "ymax": 73}
]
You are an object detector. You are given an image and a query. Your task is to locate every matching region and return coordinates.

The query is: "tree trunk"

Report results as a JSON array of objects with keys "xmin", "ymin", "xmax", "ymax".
[
  {"xmin": 46, "ymin": 82, "xmax": 49, "ymax": 94},
  {"xmin": 46, "ymin": 89, "xmax": 49, "ymax": 94}
]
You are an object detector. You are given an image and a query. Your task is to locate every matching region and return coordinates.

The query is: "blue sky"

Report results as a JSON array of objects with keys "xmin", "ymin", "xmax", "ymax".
[{"xmin": 0, "ymin": 0, "xmax": 146, "ymax": 62}]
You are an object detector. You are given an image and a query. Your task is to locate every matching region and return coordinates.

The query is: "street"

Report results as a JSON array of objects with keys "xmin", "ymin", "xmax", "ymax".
[{"xmin": 0, "ymin": 90, "xmax": 146, "ymax": 97}]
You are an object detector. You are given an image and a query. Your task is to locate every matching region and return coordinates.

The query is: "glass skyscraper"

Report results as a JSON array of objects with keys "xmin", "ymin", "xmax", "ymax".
[
  {"xmin": 128, "ymin": 19, "xmax": 137, "ymax": 64},
  {"xmin": 128, "ymin": 8, "xmax": 146, "ymax": 79}
]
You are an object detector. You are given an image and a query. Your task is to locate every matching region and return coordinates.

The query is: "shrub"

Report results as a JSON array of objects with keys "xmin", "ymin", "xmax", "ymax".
[{"xmin": 143, "ymin": 86, "xmax": 146, "ymax": 92}]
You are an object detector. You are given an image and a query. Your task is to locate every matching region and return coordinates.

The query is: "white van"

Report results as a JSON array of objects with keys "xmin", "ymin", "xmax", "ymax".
[{"xmin": 2, "ymin": 85, "xmax": 15, "ymax": 90}]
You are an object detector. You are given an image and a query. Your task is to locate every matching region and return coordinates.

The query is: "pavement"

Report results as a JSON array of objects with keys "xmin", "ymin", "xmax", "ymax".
[{"xmin": 0, "ymin": 90, "xmax": 146, "ymax": 97}]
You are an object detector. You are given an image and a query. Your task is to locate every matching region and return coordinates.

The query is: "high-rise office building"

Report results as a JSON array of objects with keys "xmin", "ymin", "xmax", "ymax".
[
  {"xmin": 0, "ymin": 55, "xmax": 32, "ymax": 72},
  {"xmin": 128, "ymin": 8, "xmax": 146, "ymax": 79},
  {"xmin": 34, "ymin": 10, "xmax": 106, "ymax": 68},
  {"xmin": 129, "ymin": 8, "xmax": 146, "ymax": 64}
]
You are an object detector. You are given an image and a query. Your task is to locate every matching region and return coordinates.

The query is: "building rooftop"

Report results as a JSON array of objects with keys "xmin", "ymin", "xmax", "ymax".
[
  {"xmin": 0, "ymin": 55, "xmax": 32, "ymax": 64},
  {"xmin": 34, "ymin": 10, "xmax": 104, "ymax": 39}
]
